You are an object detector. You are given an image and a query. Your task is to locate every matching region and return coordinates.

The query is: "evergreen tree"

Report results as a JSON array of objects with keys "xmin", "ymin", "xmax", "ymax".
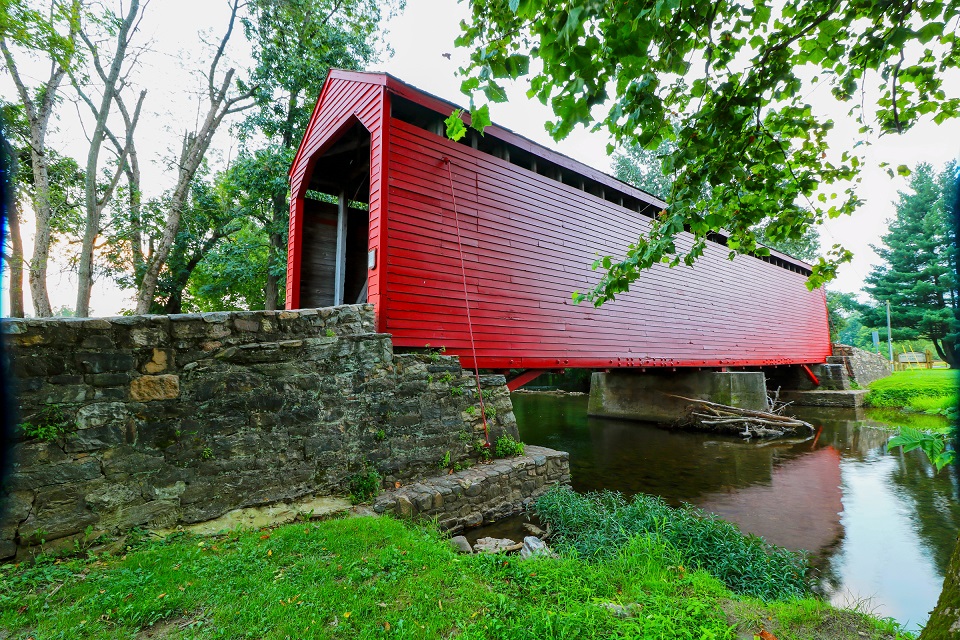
[{"xmin": 864, "ymin": 162, "xmax": 959, "ymax": 367}]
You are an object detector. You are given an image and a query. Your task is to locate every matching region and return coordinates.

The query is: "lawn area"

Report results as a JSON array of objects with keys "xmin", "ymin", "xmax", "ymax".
[
  {"xmin": 1, "ymin": 514, "xmax": 909, "ymax": 640},
  {"xmin": 866, "ymin": 369, "xmax": 958, "ymax": 416}
]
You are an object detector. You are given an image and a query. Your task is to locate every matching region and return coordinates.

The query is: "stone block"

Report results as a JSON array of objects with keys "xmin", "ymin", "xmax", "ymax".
[
  {"xmin": 76, "ymin": 402, "xmax": 129, "ymax": 430},
  {"xmin": 64, "ymin": 424, "xmax": 126, "ymax": 452},
  {"xmin": 40, "ymin": 384, "xmax": 94, "ymax": 404},
  {"xmin": 779, "ymin": 389, "xmax": 868, "ymax": 408},
  {"xmin": 1, "ymin": 491, "xmax": 35, "ymax": 523},
  {"xmin": 102, "ymin": 499, "xmax": 180, "ymax": 531},
  {"xmin": 77, "ymin": 352, "xmax": 135, "ymax": 374},
  {"xmin": 48, "ymin": 374, "xmax": 84, "ymax": 385},
  {"xmin": 130, "ymin": 375, "xmax": 180, "ymax": 402},
  {"xmin": 588, "ymin": 370, "xmax": 768, "ymax": 423},
  {"xmin": 7, "ymin": 459, "xmax": 103, "ymax": 490},
  {"xmin": 395, "ymin": 495, "xmax": 414, "ymax": 518},
  {"xmin": 91, "ymin": 372, "xmax": 133, "ymax": 387},
  {"xmin": 11, "ymin": 441, "xmax": 70, "ymax": 467},
  {"xmin": 81, "ymin": 335, "xmax": 115, "ymax": 349},
  {"xmin": 130, "ymin": 326, "xmax": 168, "ymax": 348},
  {"xmin": 84, "ymin": 482, "xmax": 141, "ymax": 512},
  {"xmin": 234, "ymin": 318, "xmax": 260, "ymax": 332},
  {"xmin": 101, "ymin": 447, "xmax": 166, "ymax": 478},
  {"xmin": 143, "ymin": 348, "xmax": 172, "ymax": 374}
]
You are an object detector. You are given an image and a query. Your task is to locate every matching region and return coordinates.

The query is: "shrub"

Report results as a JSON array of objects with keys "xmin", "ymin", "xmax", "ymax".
[
  {"xmin": 17, "ymin": 405, "xmax": 70, "ymax": 441},
  {"xmin": 534, "ymin": 485, "xmax": 810, "ymax": 601},
  {"xmin": 495, "ymin": 433, "xmax": 524, "ymax": 458},
  {"xmin": 348, "ymin": 467, "xmax": 382, "ymax": 504}
]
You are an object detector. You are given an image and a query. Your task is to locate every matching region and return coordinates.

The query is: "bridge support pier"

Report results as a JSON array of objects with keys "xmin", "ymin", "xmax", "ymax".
[{"xmin": 587, "ymin": 370, "xmax": 768, "ymax": 423}]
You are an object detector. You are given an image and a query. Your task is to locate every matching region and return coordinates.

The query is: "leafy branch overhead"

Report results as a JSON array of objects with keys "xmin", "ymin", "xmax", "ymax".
[{"xmin": 454, "ymin": 0, "xmax": 959, "ymax": 305}]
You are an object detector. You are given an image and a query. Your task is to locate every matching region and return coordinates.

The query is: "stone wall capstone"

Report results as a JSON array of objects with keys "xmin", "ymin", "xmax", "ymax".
[{"xmin": 1, "ymin": 305, "xmax": 519, "ymax": 560}]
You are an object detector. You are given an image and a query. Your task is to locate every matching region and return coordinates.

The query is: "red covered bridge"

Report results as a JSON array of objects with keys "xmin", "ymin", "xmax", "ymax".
[{"xmin": 286, "ymin": 70, "xmax": 831, "ymax": 380}]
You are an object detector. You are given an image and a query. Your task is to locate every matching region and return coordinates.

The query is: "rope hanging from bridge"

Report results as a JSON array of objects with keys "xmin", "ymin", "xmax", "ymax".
[{"xmin": 443, "ymin": 157, "xmax": 490, "ymax": 448}]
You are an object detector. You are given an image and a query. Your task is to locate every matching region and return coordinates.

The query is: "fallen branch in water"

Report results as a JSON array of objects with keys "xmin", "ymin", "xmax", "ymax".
[{"xmin": 667, "ymin": 394, "xmax": 814, "ymax": 439}]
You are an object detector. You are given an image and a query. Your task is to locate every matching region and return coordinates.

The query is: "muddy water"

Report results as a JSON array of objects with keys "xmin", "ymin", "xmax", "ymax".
[{"xmin": 507, "ymin": 392, "xmax": 959, "ymax": 632}]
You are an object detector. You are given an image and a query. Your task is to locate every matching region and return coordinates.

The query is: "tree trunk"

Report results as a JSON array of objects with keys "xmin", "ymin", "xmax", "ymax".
[
  {"xmin": 26, "ymin": 139, "xmax": 54, "ymax": 317},
  {"xmin": 920, "ymin": 534, "xmax": 960, "ymax": 638},
  {"xmin": 162, "ymin": 232, "xmax": 226, "ymax": 315},
  {"xmin": 933, "ymin": 338, "xmax": 959, "ymax": 369},
  {"xmin": 264, "ymin": 269, "xmax": 279, "ymax": 311},
  {"xmin": 264, "ymin": 192, "xmax": 286, "ymax": 310},
  {"xmin": 75, "ymin": 0, "xmax": 141, "ymax": 318},
  {"xmin": 5, "ymin": 195, "xmax": 25, "ymax": 318}
]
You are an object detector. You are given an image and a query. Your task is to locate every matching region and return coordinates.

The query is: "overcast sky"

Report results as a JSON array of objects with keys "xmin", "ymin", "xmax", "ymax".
[{"xmin": 3, "ymin": 0, "xmax": 959, "ymax": 316}]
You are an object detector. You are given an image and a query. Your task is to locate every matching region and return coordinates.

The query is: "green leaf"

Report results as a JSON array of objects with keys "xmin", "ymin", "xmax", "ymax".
[
  {"xmin": 445, "ymin": 110, "xmax": 467, "ymax": 141},
  {"xmin": 471, "ymin": 104, "xmax": 491, "ymax": 134}
]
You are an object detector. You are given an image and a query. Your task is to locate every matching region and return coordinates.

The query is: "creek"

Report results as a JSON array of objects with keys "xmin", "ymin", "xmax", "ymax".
[{"xmin": 496, "ymin": 392, "xmax": 959, "ymax": 632}]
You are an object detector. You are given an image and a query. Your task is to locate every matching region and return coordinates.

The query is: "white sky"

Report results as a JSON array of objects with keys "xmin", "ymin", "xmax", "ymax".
[{"xmin": 3, "ymin": 0, "xmax": 960, "ymax": 315}]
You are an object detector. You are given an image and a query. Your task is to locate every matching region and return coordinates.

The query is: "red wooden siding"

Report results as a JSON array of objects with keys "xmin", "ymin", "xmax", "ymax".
[
  {"xmin": 288, "ymin": 71, "xmax": 832, "ymax": 370},
  {"xmin": 287, "ymin": 72, "xmax": 386, "ymax": 313}
]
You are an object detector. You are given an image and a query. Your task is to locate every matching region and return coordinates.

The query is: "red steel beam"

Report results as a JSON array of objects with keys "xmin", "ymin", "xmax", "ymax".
[
  {"xmin": 506, "ymin": 369, "xmax": 551, "ymax": 391},
  {"xmin": 801, "ymin": 364, "xmax": 820, "ymax": 387}
]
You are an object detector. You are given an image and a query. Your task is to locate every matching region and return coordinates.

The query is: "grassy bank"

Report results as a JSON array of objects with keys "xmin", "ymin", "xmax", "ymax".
[
  {"xmin": 866, "ymin": 369, "xmax": 957, "ymax": 418},
  {"xmin": 1, "ymin": 513, "xmax": 909, "ymax": 639}
]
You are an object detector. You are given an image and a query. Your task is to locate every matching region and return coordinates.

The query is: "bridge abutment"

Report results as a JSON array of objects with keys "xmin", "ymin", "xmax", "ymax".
[{"xmin": 587, "ymin": 370, "xmax": 768, "ymax": 423}]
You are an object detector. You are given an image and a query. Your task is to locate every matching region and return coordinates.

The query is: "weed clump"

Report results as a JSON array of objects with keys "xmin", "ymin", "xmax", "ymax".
[
  {"xmin": 535, "ymin": 485, "xmax": 809, "ymax": 601},
  {"xmin": 348, "ymin": 467, "xmax": 382, "ymax": 504},
  {"xmin": 494, "ymin": 433, "xmax": 524, "ymax": 458},
  {"xmin": 17, "ymin": 405, "xmax": 71, "ymax": 441}
]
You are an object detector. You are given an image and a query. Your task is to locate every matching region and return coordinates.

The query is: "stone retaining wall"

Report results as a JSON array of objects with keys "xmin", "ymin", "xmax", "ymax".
[
  {"xmin": 1, "ymin": 305, "xmax": 518, "ymax": 560},
  {"xmin": 830, "ymin": 344, "xmax": 892, "ymax": 387},
  {"xmin": 372, "ymin": 446, "xmax": 570, "ymax": 533}
]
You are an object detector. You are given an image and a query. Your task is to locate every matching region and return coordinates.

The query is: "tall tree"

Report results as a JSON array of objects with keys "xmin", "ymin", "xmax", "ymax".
[
  {"xmin": 70, "ymin": 0, "xmax": 145, "ymax": 317},
  {"xmin": 454, "ymin": 1, "xmax": 959, "ymax": 303},
  {"xmin": 864, "ymin": 162, "xmax": 959, "ymax": 367},
  {"xmin": 133, "ymin": 0, "xmax": 255, "ymax": 314},
  {"xmin": 0, "ymin": 0, "xmax": 80, "ymax": 316}
]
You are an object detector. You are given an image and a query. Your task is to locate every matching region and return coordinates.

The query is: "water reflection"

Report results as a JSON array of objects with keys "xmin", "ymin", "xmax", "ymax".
[{"xmin": 511, "ymin": 392, "xmax": 958, "ymax": 631}]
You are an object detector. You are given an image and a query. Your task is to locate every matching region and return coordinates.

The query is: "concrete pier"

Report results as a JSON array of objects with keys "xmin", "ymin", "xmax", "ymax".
[{"xmin": 587, "ymin": 370, "xmax": 768, "ymax": 423}]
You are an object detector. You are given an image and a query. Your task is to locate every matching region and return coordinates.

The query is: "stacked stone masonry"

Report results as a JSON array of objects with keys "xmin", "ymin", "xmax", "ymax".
[
  {"xmin": 1, "ymin": 305, "xmax": 519, "ymax": 560},
  {"xmin": 372, "ymin": 446, "xmax": 570, "ymax": 533},
  {"xmin": 830, "ymin": 344, "xmax": 893, "ymax": 387}
]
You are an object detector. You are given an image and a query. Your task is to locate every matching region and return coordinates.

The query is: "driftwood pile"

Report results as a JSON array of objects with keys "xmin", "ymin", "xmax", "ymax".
[{"xmin": 669, "ymin": 393, "xmax": 814, "ymax": 439}]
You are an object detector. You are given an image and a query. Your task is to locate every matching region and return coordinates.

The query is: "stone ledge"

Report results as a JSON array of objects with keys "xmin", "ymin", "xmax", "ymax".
[
  {"xmin": 372, "ymin": 445, "xmax": 570, "ymax": 534},
  {"xmin": 780, "ymin": 389, "xmax": 869, "ymax": 408}
]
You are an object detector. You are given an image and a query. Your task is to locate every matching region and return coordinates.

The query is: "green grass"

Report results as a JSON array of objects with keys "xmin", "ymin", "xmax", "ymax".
[
  {"xmin": 534, "ymin": 486, "xmax": 808, "ymax": 601},
  {"xmin": 866, "ymin": 369, "xmax": 958, "ymax": 414},
  {"xmin": 0, "ymin": 516, "xmax": 910, "ymax": 639}
]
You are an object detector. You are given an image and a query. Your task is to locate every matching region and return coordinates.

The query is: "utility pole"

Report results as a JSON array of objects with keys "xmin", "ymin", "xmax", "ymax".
[{"xmin": 886, "ymin": 300, "xmax": 894, "ymax": 364}]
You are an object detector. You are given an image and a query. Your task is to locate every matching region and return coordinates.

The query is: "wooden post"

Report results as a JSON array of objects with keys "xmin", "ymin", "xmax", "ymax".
[{"xmin": 334, "ymin": 191, "xmax": 347, "ymax": 305}]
